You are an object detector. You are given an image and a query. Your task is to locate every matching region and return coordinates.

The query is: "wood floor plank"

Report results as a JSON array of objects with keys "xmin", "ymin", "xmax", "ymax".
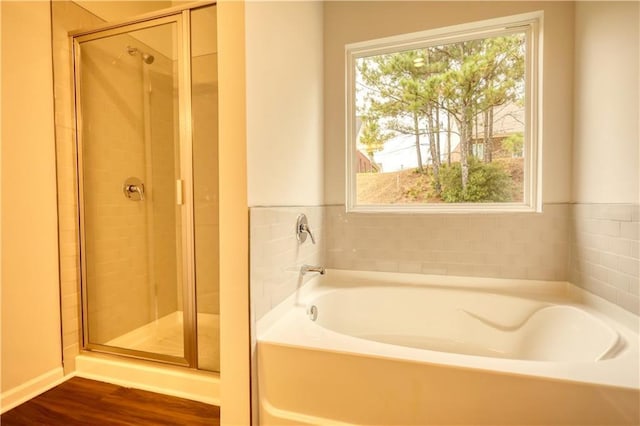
[{"xmin": 1, "ymin": 377, "xmax": 220, "ymax": 425}]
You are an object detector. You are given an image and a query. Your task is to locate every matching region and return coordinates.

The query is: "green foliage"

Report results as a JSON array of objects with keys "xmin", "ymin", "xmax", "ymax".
[
  {"xmin": 356, "ymin": 33, "xmax": 526, "ymax": 193},
  {"xmin": 359, "ymin": 116, "xmax": 392, "ymax": 158},
  {"xmin": 502, "ymin": 132, "xmax": 524, "ymax": 157},
  {"xmin": 439, "ymin": 159, "xmax": 513, "ymax": 202}
]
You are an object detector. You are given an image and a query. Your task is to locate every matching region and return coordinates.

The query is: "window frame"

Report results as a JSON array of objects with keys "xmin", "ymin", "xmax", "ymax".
[{"xmin": 345, "ymin": 11, "xmax": 543, "ymax": 213}]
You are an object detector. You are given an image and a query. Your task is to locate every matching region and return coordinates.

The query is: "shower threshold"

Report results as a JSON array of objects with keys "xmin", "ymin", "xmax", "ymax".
[{"xmin": 105, "ymin": 311, "xmax": 219, "ymax": 371}]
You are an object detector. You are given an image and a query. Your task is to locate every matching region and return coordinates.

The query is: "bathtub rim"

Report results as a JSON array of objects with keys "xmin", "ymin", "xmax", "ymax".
[{"xmin": 257, "ymin": 269, "xmax": 640, "ymax": 391}]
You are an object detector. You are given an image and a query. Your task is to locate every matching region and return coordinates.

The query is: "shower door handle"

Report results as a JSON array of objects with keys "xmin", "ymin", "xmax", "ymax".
[
  {"xmin": 176, "ymin": 179, "xmax": 184, "ymax": 205},
  {"xmin": 123, "ymin": 177, "xmax": 145, "ymax": 201}
]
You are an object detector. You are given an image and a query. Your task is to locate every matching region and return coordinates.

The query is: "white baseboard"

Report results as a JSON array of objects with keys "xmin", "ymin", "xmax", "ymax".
[
  {"xmin": 75, "ymin": 354, "xmax": 220, "ymax": 405},
  {"xmin": 0, "ymin": 367, "xmax": 67, "ymax": 414}
]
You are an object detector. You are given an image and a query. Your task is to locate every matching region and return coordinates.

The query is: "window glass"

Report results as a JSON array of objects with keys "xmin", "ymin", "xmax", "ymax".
[{"xmin": 347, "ymin": 13, "xmax": 541, "ymax": 212}]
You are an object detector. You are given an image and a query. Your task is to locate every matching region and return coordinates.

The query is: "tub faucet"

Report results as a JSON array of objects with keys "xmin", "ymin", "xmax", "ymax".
[{"xmin": 301, "ymin": 264, "xmax": 325, "ymax": 275}]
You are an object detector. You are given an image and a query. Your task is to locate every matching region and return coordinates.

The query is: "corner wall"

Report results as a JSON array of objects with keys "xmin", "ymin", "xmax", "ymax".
[
  {"xmin": 1, "ymin": 0, "xmax": 63, "ymax": 409},
  {"xmin": 570, "ymin": 2, "xmax": 639, "ymax": 315}
]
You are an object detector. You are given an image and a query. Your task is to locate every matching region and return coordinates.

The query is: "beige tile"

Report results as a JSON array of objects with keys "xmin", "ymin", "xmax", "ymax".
[
  {"xmin": 619, "ymin": 257, "xmax": 639, "ymax": 277},
  {"xmin": 617, "ymin": 292, "xmax": 640, "ymax": 316},
  {"xmin": 607, "ymin": 270, "xmax": 632, "ymax": 292},
  {"xmin": 597, "ymin": 220, "xmax": 620, "ymax": 237},
  {"xmin": 620, "ymin": 221, "xmax": 639, "ymax": 239},
  {"xmin": 599, "ymin": 204, "xmax": 634, "ymax": 221}
]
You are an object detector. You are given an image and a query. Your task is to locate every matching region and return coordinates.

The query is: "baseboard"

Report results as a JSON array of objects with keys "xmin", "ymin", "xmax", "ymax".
[
  {"xmin": 75, "ymin": 354, "xmax": 220, "ymax": 405},
  {"xmin": 0, "ymin": 367, "xmax": 67, "ymax": 414}
]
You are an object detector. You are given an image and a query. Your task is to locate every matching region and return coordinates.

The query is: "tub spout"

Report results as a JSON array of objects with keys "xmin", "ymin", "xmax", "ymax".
[{"xmin": 301, "ymin": 264, "xmax": 325, "ymax": 275}]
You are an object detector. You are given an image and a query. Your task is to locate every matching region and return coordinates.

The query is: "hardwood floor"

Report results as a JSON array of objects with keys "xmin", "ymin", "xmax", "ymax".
[{"xmin": 1, "ymin": 377, "xmax": 220, "ymax": 425}]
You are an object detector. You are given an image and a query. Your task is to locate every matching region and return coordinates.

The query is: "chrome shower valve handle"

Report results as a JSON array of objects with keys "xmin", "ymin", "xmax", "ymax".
[
  {"xmin": 296, "ymin": 214, "xmax": 316, "ymax": 244},
  {"xmin": 123, "ymin": 177, "xmax": 145, "ymax": 201}
]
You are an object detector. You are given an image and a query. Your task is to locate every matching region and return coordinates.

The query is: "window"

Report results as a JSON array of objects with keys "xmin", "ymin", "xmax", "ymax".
[{"xmin": 346, "ymin": 12, "xmax": 542, "ymax": 213}]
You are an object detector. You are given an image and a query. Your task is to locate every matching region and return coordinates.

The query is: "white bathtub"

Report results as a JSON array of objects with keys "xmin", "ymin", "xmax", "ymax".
[{"xmin": 257, "ymin": 270, "xmax": 640, "ymax": 425}]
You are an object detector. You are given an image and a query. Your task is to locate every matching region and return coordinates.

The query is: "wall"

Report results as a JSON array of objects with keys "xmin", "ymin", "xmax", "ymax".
[
  {"xmin": 51, "ymin": 0, "xmax": 106, "ymax": 375},
  {"xmin": 246, "ymin": 1, "xmax": 325, "ymax": 319},
  {"xmin": 74, "ymin": 1, "xmax": 173, "ymax": 22},
  {"xmin": 573, "ymin": 1, "xmax": 639, "ymax": 204},
  {"xmin": 1, "ymin": 0, "xmax": 63, "ymax": 408},
  {"xmin": 570, "ymin": 2, "xmax": 639, "ymax": 315},
  {"xmin": 321, "ymin": 1, "xmax": 574, "ymax": 282},
  {"xmin": 217, "ymin": 1, "xmax": 250, "ymax": 423},
  {"xmin": 245, "ymin": 3, "xmax": 324, "ymax": 423},
  {"xmin": 327, "ymin": 205, "xmax": 569, "ymax": 280},
  {"xmin": 246, "ymin": 1, "xmax": 324, "ymax": 207},
  {"xmin": 324, "ymin": 1, "xmax": 574, "ymax": 205}
]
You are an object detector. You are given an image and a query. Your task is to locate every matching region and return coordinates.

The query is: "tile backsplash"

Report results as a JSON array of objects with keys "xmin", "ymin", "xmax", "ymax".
[
  {"xmin": 326, "ymin": 204, "xmax": 570, "ymax": 281},
  {"xmin": 570, "ymin": 204, "xmax": 639, "ymax": 315},
  {"xmin": 251, "ymin": 203, "xmax": 638, "ymax": 319},
  {"xmin": 250, "ymin": 206, "xmax": 325, "ymax": 321}
]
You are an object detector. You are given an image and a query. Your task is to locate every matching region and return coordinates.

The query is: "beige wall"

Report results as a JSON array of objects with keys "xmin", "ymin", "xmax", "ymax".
[
  {"xmin": 1, "ymin": 0, "xmax": 62, "ymax": 392},
  {"xmin": 74, "ymin": 0, "xmax": 172, "ymax": 22},
  {"xmin": 573, "ymin": 1, "xmax": 639, "ymax": 204},
  {"xmin": 245, "ymin": 1, "xmax": 324, "ymax": 207},
  {"xmin": 51, "ymin": 0, "xmax": 106, "ymax": 375},
  {"xmin": 324, "ymin": 1, "xmax": 575, "ymax": 205},
  {"xmin": 218, "ymin": 0, "xmax": 250, "ymax": 423}
]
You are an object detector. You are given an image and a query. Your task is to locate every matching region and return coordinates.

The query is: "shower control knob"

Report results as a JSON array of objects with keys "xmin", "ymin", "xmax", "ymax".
[{"xmin": 123, "ymin": 177, "xmax": 145, "ymax": 201}]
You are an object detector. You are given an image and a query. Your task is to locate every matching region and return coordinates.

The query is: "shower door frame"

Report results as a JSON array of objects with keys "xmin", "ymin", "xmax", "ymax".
[{"xmin": 72, "ymin": 3, "xmax": 214, "ymax": 368}]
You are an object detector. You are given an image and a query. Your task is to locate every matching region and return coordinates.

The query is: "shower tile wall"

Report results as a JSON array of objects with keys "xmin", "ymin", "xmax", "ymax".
[
  {"xmin": 326, "ymin": 204, "xmax": 570, "ymax": 281},
  {"xmin": 51, "ymin": 0, "xmax": 105, "ymax": 374},
  {"xmin": 250, "ymin": 207, "xmax": 325, "ymax": 321},
  {"xmin": 570, "ymin": 204, "xmax": 640, "ymax": 314}
]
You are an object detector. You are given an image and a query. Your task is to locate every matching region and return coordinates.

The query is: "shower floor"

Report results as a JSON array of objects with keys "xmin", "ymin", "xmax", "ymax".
[{"xmin": 105, "ymin": 311, "xmax": 219, "ymax": 371}]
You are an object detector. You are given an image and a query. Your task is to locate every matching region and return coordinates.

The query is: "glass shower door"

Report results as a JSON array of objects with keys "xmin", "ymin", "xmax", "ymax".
[
  {"xmin": 75, "ymin": 16, "xmax": 193, "ymax": 365},
  {"xmin": 191, "ymin": 4, "xmax": 219, "ymax": 372}
]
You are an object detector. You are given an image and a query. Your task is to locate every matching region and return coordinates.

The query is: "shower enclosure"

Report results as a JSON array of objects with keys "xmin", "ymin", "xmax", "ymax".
[{"xmin": 72, "ymin": 3, "xmax": 218, "ymax": 371}]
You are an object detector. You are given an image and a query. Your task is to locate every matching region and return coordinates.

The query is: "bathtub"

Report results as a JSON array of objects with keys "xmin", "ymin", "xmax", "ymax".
[{"xmin": 257, "ymin": 270, "xmax": 640, "ymax": 426}]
